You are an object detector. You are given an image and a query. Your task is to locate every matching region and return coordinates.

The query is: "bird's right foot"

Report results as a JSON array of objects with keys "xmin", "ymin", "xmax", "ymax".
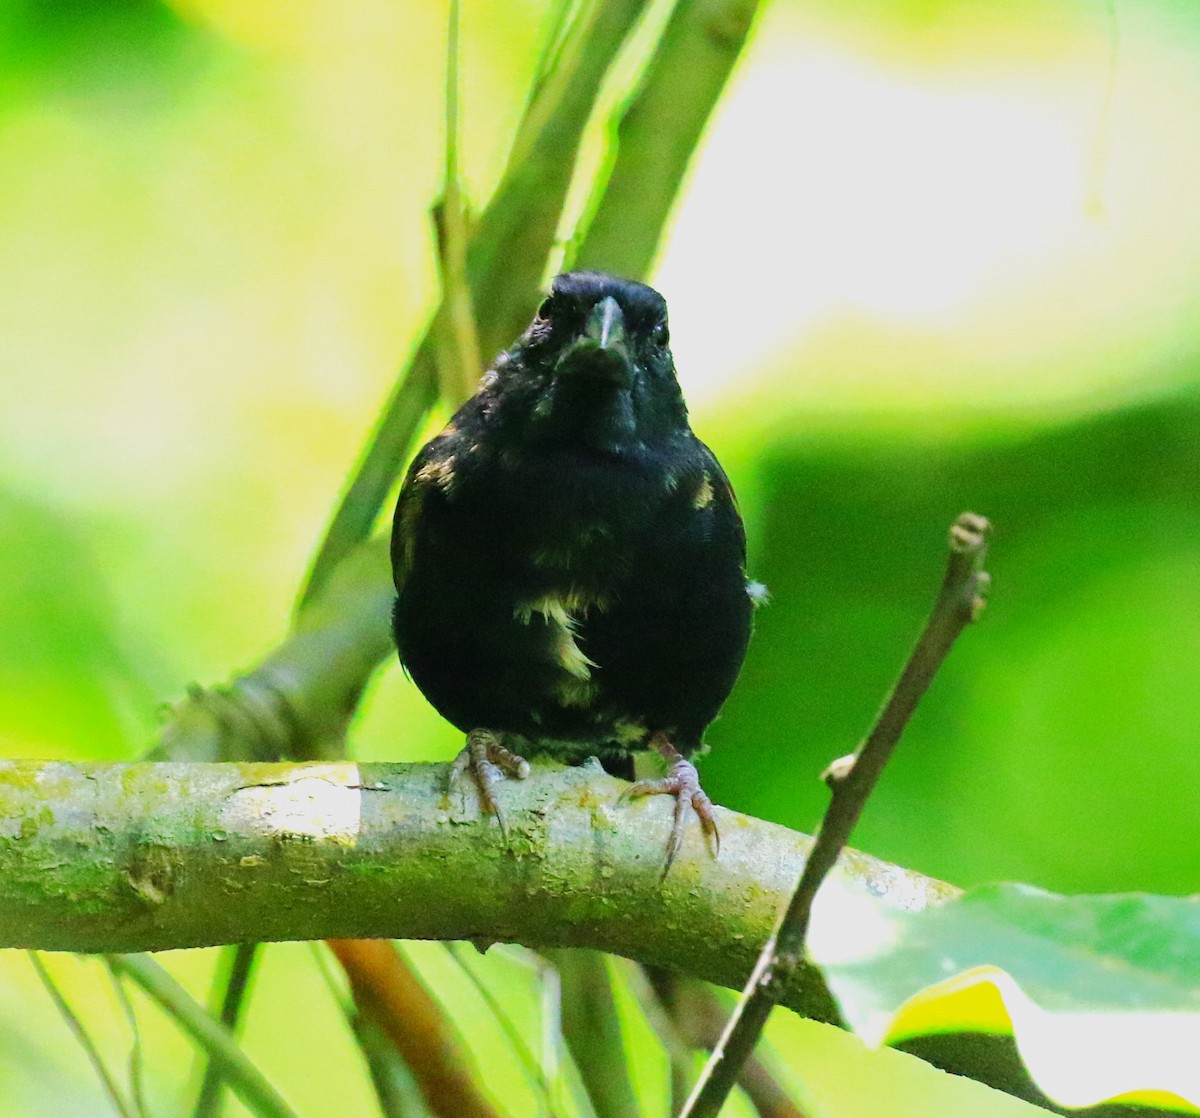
[
  {"xmin": 450, "ymin": 729, "xmax": 530, "ymax": 838},
  {"xmin": 622, "ymin": 732, "xmax": 720, "ymax": 876}
]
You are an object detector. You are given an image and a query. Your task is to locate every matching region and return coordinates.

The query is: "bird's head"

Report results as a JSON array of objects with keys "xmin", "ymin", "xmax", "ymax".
[{"xmin": 481, "ymin": 272, "xmax": 688, "ymax": 454}]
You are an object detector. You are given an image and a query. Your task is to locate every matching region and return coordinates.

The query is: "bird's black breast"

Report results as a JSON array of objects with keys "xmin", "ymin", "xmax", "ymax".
[{"xmin": 392, "ymin": 405, "xmax": 751, "ymax": 762}]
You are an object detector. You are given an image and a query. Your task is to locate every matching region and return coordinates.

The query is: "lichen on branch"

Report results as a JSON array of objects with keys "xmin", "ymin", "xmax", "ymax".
[{"xmin": 0, "ymin": 757, "xmax": 951, "ymax": 1025}]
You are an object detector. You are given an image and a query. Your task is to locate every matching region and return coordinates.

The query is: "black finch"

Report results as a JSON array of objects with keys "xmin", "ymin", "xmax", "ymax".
[{"xmin": 391, "ymin": 271, "xmax": 755, "ymax": 870}]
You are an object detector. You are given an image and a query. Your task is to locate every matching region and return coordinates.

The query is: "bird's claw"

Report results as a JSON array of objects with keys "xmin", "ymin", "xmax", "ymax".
[
  {"xmin": 451, "ymin": 729, "xmax": 530, "ymax": 839},
  {"xmin": 623, "ymin": 749, "xmax": 719, "ymax": 876}
]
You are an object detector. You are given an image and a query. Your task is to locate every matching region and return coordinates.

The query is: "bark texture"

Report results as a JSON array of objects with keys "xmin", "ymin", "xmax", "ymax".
[{"xmin": 0, "ymin": 757, "xmax": 952, "ymax": 1025}]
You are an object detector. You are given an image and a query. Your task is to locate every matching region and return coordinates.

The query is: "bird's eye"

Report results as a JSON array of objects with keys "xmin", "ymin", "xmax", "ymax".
[
  {"xmin": 534, "ymin": 296, "xmax": 555, "ymax": 323},
  {"xmin": 652, "ymin": 320, "xmax": 669, "ymax": 345}
]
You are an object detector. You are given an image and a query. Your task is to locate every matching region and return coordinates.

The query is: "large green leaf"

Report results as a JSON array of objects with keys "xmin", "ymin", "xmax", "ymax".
[{"xmin": 811, "ymin": 882, "xmax": 1200, "ymax": 1111}]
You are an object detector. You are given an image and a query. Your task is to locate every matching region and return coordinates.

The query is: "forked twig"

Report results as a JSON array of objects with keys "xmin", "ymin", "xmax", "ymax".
[{"xmin": 681, "ymin": 513, "xmax": 992, "ymax": 1118}]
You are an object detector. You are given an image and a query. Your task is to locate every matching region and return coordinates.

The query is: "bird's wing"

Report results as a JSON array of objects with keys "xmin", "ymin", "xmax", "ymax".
[
  {"xmin": 390, "ymin": 428, "xmax": 460, "ymax": 595},
  {"xmin": 696, "ymin": 439, "xmax": 748, "ymax": 565}
]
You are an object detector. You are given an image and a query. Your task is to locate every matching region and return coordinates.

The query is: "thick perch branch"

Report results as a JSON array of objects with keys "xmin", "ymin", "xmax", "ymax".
[
  {"xmin": 0, "ymin": 759, "xmax": 950, "ymax": 1017},
  {"xmin": 14, "ymin": 757, "xmax": 1133, "ymax": 1111}
]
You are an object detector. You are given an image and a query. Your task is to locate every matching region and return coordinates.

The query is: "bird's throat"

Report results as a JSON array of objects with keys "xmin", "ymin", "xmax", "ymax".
[{"xmin": 544, "ymin": 378, "xmax": 636, "ymax": 453}]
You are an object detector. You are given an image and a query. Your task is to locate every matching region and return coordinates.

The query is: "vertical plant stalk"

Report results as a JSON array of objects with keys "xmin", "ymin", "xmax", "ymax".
[
  {"xmin": 108, "ymin": 954, "xmax": 302, "ymax": 1118},
  {"xmin": 352, "ymin": 1013, "xmax": 438, "ymax": 1118},
  {"xmin": 191, "ymin": 941, "xmax": 260, "ymax": 1118},
  {"xmin": 305, "ymin": 941, "xmax": 432, "ymax": 1118},
  {"xmin": 543, "ymin": 950, "xmax": 641, "ymax": 1118},
  {"xmin": 681, "ymin": 514, "xmax": 992, "ymax": 1118},
  {"xmin": 31, "ymin": 954, "xmax": 138, "ymax": 1118},
  {"xmin": 618, "ymin": 963, "xmax": 699, "ymax": 1110},
  {"xmin": 327, "ymin": 940, "xmax": 501, "ymax": 1118},
  {"xmin": 297, "ymin": 0, "xmax": 653, "ymax": 610},
  {"xmin": 447, "ymin": 945, "xmax": 552, "ymax": 1104},
  {"xmin": 1085, "ymin": 0, "xmax": 1120, "ymax": 218},
  {"xmin": 105, "ymin": 960, "xmax": 151, "ymax": 1118},
  {"xmin": 436, "ymin": 0, "xmax": 483, "ymax": 405},
  {"xmin": 573, "ymin": 0, "xmax": 765, "ymax": 279}
]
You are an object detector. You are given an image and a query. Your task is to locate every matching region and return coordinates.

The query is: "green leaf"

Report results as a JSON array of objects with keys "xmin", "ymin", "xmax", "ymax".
[{"xmin": 810, "ymin": 882, "xmax": 1200, "ymax": 1112}]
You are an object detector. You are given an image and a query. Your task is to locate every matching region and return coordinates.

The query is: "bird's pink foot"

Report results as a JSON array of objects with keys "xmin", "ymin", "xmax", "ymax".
[
  {"xmin": 450, "ymin": 728, "xmax": 530, "ymax": 838},
  {"xmin": 623, "ymin": 733, "xmax": 719, "ymax": 875}
]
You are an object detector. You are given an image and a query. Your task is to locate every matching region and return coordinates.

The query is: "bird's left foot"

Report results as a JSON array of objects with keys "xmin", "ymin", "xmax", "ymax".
[
  {"xmin": 622, "ymin": 733, "xmax": 719, "ymax": 875},
  {"xmin": 450, "ymin": 728, "xmax": 530, "ymax": 839}
]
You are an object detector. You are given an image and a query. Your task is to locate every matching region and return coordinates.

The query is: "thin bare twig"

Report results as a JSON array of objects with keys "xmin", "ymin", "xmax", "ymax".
[
  {"xmin": 643, "ymin": 970, "xmax": 816, "ymax": 1118},
  {"xmin": 681, "ymin": 513, "xmax": 992, "ymax": 1118}
]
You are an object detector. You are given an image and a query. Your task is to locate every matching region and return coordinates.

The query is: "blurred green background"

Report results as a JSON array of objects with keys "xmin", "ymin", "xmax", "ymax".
[{"xmin": 1, "ymin": 0, "xmax": 1198, "ymax": 1114}]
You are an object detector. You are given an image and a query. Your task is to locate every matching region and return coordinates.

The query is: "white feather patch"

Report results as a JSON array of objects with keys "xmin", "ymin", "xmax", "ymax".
[{"xmin": 514, "ymin": 593, "xmax": 601, "ymax": 680}]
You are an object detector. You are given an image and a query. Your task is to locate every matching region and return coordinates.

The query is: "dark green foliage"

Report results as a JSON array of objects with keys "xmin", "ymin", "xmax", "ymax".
[{"xmin": 713, "ymin": 393, "xmax": 1200, "ymax": 892}]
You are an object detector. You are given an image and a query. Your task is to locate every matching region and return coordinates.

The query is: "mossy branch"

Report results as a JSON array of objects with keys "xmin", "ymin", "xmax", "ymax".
[
  {"xmin": 0, "ymin": 758, "xmax": 947, "ymax": 1002},
  {"xmin": 9, "ymin": 759, "xmax": 1182, "ymax": 1115}
]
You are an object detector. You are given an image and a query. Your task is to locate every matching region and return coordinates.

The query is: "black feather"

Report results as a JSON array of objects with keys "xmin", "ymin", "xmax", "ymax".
[{"xmin": 391, "ymin": 272, "xmax": 753, "ymax": 854}]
